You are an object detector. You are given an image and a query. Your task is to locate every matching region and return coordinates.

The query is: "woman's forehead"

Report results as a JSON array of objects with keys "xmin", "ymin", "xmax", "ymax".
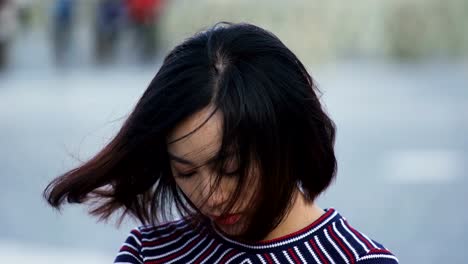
[{"xmin": 167, "ymin": 108, "xmax": 223, "ymax": 163}]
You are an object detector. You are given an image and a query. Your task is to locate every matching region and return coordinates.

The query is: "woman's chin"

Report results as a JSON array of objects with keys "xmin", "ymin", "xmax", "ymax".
[
  {"xmin": 214, "ymin": 220, "xmax": 246, "ymax": 237},
  {"xmin": 216, "ymin": 223, "xmax": 240, "ymax": 235}
]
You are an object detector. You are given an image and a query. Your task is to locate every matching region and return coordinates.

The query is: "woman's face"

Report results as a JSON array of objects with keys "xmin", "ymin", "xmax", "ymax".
[{"xmin": 166, "ymin": 107, "xmax": 256, "ymax": 236}]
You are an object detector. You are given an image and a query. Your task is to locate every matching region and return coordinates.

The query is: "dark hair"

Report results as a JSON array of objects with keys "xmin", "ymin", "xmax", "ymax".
[{"xmin": 44, "ymin": 22, "xmax": 337, "ymax": 241}]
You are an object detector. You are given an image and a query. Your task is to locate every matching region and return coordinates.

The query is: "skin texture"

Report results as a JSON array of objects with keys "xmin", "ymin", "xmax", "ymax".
[{"xmin": 166, "ymin": 107, "xmax": 325, "ymax": 240}]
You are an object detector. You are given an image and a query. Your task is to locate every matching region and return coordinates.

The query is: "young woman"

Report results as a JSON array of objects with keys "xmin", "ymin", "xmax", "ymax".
[{"xmin": 44, "ymin": 22, "xmax": 398, "ymax": 264}]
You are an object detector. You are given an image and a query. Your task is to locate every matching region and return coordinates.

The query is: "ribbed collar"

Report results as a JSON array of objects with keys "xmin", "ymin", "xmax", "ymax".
[{"xmin": 208, "ymin": 208, "xmax": 342, "ymax": 253}]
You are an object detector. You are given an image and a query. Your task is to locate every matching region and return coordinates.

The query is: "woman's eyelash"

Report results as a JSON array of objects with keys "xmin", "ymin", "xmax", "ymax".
[
  {"xmin": 174, "ymin": 165, "xmax": 239, "ymax": 178},
  {"xmin": 176, "ymin": 171, "xmax": 196, "ymax": 178}
]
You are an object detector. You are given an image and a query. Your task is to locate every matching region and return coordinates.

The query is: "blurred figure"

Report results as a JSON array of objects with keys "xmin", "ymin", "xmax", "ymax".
[
  {"xmin": 51, "ymin": 0, "xmax": 75, "ymax": 66},
  {"xmin": 94, "ymin": 0, "xmax": 124, "ymax": 64},
  {"xmin": 126, "ymin": 0, "xmax": 165, "ymax": 62},
  {"xmin": 16, "ymin": 0, "xmax": 33, "ymax": 32},
  {"xmin": 0, "ymin": 0, "xmax": 17, "ymax": 71}
]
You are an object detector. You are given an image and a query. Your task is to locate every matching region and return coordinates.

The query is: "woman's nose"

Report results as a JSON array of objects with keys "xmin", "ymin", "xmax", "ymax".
[{"xmin": 201, "ymin": 174, "xmax": 228, "ymax": 209}]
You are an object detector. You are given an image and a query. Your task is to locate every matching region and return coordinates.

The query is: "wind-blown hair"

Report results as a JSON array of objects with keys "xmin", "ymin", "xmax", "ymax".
[{"xmin": 44, "ymin": 22, "xmax": 337, "ymax": 241}]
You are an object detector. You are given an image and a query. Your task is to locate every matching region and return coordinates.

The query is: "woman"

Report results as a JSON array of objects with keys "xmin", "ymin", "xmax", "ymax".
[{"xmin": 44, "ymin": 22, "xmax": 398, "ymax": 263}]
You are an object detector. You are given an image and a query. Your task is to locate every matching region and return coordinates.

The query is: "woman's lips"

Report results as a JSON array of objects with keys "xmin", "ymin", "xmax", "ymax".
[{"xmin": 212, "ymin": 214, "xmax": 241, "ymax": 225}]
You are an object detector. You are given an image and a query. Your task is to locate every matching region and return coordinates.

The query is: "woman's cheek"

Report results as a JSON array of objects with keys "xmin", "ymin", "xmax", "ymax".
[{"xmin": 175, "ymin": 178, "xmax": 202, "ymax": 206}]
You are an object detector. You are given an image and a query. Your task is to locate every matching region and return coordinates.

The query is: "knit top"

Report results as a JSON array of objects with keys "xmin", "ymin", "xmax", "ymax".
[{"xmin": 114, "ymin": 208, "xmax": 398, "ymax": 264}]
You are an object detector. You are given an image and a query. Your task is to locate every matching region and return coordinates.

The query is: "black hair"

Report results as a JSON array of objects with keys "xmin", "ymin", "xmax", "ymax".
[{"xmin": 44, "ymin": 22, "xmax": 337, "ymax": 241}]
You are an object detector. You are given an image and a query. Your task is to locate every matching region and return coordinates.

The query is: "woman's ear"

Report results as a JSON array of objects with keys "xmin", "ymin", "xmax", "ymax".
[{"xmin": 296, "ymin": 180, "xmax": 311, "ymax": 201}]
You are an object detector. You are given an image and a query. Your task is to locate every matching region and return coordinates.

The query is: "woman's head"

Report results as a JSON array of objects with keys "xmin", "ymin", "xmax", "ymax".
[{"xmin": 44, "ymin": 22, "xmax": 337, "ymax": 241}]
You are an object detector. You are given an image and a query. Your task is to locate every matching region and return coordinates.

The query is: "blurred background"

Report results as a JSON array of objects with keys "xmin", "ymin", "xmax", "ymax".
[{"xmin": 0, "ymin": 0, "xmax": 467, "ymax": 263}]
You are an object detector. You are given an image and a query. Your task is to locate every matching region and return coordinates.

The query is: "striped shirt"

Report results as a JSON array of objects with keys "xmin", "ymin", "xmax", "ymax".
[{"xmin": 114, "ymin": 208, "xmax": 398, "ymax": 264}]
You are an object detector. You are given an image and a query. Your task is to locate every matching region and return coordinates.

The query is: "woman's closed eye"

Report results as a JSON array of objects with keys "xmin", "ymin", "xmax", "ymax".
[{"xmin": 175, "ymin": 170, "xmax": 197, "ymax": 178}]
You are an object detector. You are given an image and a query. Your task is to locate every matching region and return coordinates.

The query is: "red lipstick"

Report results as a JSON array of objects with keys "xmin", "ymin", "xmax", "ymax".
[{"xmin": 213, "ymin": 214, "xmax": 241, "ymax": 225}]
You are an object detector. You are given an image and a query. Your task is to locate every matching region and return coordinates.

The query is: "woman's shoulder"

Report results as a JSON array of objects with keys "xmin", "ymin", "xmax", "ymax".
[
  {"xmin": 135, "ymin": 217, "xmax": 196, "ymax": 239},
  {"xmin": 323, "ymin": 209, "xmax": 399, "ymax": 263},
  {"xmin": 114, "ymin": 217, "xmax": 200, "ymax": 263}
]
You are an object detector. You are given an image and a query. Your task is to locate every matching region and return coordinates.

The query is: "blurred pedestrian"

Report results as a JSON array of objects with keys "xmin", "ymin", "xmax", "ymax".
[
  {"xmin": 16, "ymin": 0, "xmax": 33, "ymax": 32},
  {"xmin": 94, "ymin": 0, "xmax": 124, "ymax": 64},
  {"xmin": 0, "ymin": 0, "xmax": 18, "ymax": 70},
  {"xmin": 126, "ymin": 0, "xmax": 165, "ymax": 62},
  {"xmin": 51, "ymin": 0, "xmax": 75, "ymax": 66}
]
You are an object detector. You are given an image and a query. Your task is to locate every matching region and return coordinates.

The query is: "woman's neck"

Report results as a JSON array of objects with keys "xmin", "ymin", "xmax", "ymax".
[{"xmin": 262, "ymin": 190, "xmax": 324, "ymax": 241}]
